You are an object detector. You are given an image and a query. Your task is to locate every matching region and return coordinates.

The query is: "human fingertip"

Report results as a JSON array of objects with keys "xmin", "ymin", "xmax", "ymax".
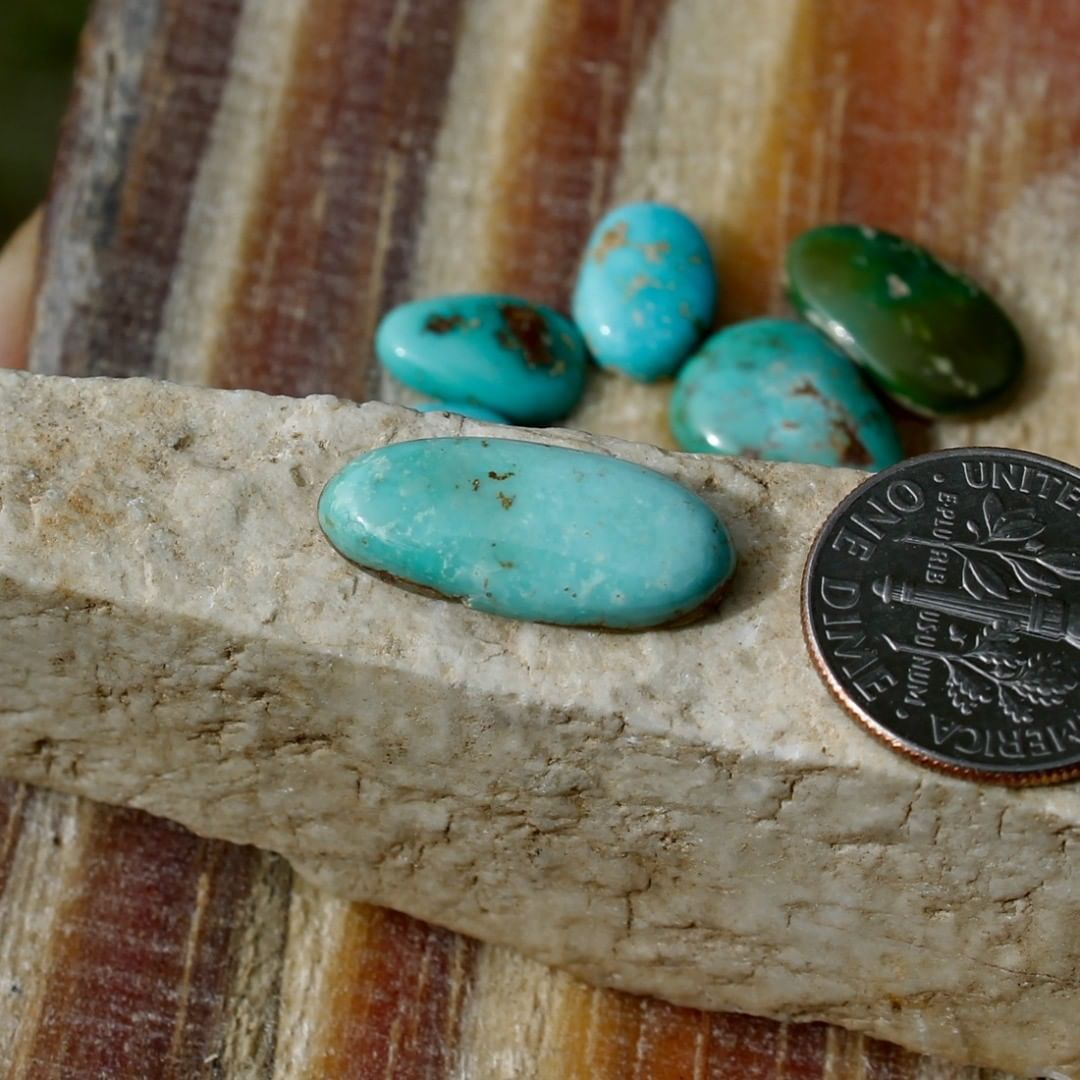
[{"xmin": 0, "ymin": 207, "xmax": 44, "ymax": 370}]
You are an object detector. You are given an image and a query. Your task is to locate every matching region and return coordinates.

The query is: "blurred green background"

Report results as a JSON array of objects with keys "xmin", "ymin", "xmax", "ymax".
[{"xmin": 0, "ymin": 1, "xmax": 91, "ymax": 241}]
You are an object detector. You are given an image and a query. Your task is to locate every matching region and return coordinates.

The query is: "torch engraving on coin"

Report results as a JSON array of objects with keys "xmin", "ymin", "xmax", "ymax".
[{"xmin": 802, "ymin": 447, "xmax": 1080, "ymax": 784}]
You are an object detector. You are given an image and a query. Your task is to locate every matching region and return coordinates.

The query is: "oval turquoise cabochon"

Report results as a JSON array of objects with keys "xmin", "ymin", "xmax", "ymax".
[
  {"xmin": 670, "ymin": 319, "xmax": 903, "ymax": 470},
  {"xmin": 376, "ymin": 295, "xmax": 588, "ymax": 424},
  {"xmin": 785, "ymin": 224, "xmax": 1023, "ymax": 416},
  {"xmin": 318, "ymin": 438, "xmax": 736, "ymax": 629},
  {"xmin": 572, "ymin": 203, "xmax": 718, "ymax": 382}
]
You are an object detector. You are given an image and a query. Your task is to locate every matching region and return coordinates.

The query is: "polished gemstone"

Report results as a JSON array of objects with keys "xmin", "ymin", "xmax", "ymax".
[
  {"xmin": 572, "ymin": 203, "xmax": 718, "ymax": 382},
  {"xmin": 416, "ymin": 401, "xmax": 508, "ymax": 423},
  {"xmin": 786, "ymin": 224, "xmax": 1023, "ymax": 416},
  {"xmin": 670, "ymin": 319, "xmax": 903, "ymax": 470},
  {"xmin": 376, "ymin": 295, "xmax": 588, "ymax": 424},
  {"xmin": 318, "ymin": 437, "xmax": 735, "ymax": 629}
]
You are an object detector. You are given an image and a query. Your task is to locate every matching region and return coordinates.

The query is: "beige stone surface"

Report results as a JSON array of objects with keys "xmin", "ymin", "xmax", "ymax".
[{"xmin": 0, "ymin": 370, "xmax": 1076, "ymax": 1075}]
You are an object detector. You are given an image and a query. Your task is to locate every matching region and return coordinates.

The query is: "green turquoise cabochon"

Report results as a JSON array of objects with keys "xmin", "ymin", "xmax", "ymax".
[
  {"xmin": 785, "ymin": 224, "xmax": 1023, "ymax": 416},
  {"xmin": 318, "ymin": 438, "xmax": 736, "ymax": 629}
]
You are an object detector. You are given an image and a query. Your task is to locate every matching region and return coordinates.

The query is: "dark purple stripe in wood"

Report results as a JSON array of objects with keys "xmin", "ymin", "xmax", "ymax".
[
  {"xmin": 21, "ymin": 806, "xmax": 270, "ymax": 1079},
  {"xmin": 48, "ymin": 0, "xmax": 243, "ymax": 379}
]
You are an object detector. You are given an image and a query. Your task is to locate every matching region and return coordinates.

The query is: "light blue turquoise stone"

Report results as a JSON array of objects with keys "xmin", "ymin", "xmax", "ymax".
[
  {"xmin": 572, "ymin": 203, "xmax": 718, "ymax": 382},
  {"xmin": 670, "ymin": 319, "xmax": 903, "ymax": 471},
  {"xmin": 318, "ymin": 438, "xmax": 735, "ymax": 629},
  {"xmin": 416, "ymin": 401, "xmax": 508, "ymax": 423},
  {"xmin": 376, "ymin": 295, "xmax": 587, "ymax": 424}
]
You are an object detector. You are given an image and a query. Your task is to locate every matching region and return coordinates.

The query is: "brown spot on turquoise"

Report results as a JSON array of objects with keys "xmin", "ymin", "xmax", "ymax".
[
  {"xmin": 496, "ymin": 305, "xmax": 556, "ymax": 367},
  {"xmin": 832, "ymin": 416, "xmax": 873, "ymax": 467},
  {"xmin": 425, "ymin": 314, "xmax": 467, "ymax": 334},
  {"xmin": 591, "ymin": 221, "xmax": 629, "ymax": 264}
]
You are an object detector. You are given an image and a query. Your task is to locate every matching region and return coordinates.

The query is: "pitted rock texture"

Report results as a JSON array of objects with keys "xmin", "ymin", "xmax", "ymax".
[{"xmin": 0, "ymin": 371, "xmax": 1076, "ymax": 1076}]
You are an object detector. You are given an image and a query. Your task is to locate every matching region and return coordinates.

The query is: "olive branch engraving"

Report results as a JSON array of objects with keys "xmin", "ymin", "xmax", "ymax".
[
  {"xmin": 901, "ymin": 493, "xmax": 1080, "ymax": 600},
  {"xmin": 884, "ymin": 625, "xmax": 1078, "ymax": 725}
]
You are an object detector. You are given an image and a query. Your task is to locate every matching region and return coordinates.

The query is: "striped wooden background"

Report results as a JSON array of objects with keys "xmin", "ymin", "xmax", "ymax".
[{"xmin": 6, "ymin": 0, "xmax": 1080, "ymax": 1075}]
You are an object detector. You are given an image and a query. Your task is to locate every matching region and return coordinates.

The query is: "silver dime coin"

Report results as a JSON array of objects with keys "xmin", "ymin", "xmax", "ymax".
[{"xmin": 802, "ymin": 447, "xmax": 1080, "ymax": 785}]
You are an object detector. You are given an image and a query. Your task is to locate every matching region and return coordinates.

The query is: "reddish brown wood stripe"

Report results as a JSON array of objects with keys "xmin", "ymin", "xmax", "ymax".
[
  {"xmin": 312, "ymin": 906, "xmax": 477, "ymax": 1079},
  {"xmin": 765, "ymin": 1021, "xmax": 830, "ymax": 1080},
  {"xmin": 21, "ymin": 807, "xmax": 270, "ymax": 1079},
  {"xmin": 703, "ymin": 1014, "xmax": 826, "ymax": 1079},
  {"xmin": 627, "ymin": 997, "xmax": 711, "ymax": 1079},
  {"xmin": 488, "ymin": 0, "xmax": 673, "ymax": 308},
  {"xmin": 827, "ymin": 0, "xmax": 1080, "ymax": 256},
  {"xmin": 213, "ymin": 0, "xmax": 467, "ymax": 399}
]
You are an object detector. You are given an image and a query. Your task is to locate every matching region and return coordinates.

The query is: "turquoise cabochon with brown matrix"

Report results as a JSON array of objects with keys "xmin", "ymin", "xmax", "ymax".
[
  {"xmin": 376, "ymin": 295, "xmax": 588, "ymax": 424},
  {"xmin": 670, "ymin": 319, "xmax": 902, "ymax": 470},
  {"xmin": 318, "ymin": 438, "xmax": 736, "ymax": 630},
  {"xmin": 785, "ymin": 225, "xmax": 1023, "ymax": 417},
  {"xmin": 572, "ymin": 203, "xmax": 718, "ymax": 382}
]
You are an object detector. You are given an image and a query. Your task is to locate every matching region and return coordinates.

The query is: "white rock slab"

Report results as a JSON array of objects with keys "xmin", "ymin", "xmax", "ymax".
[{"xmin": 0, "ymin": 370, "xmax": 1076, "ymax": 1076}]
